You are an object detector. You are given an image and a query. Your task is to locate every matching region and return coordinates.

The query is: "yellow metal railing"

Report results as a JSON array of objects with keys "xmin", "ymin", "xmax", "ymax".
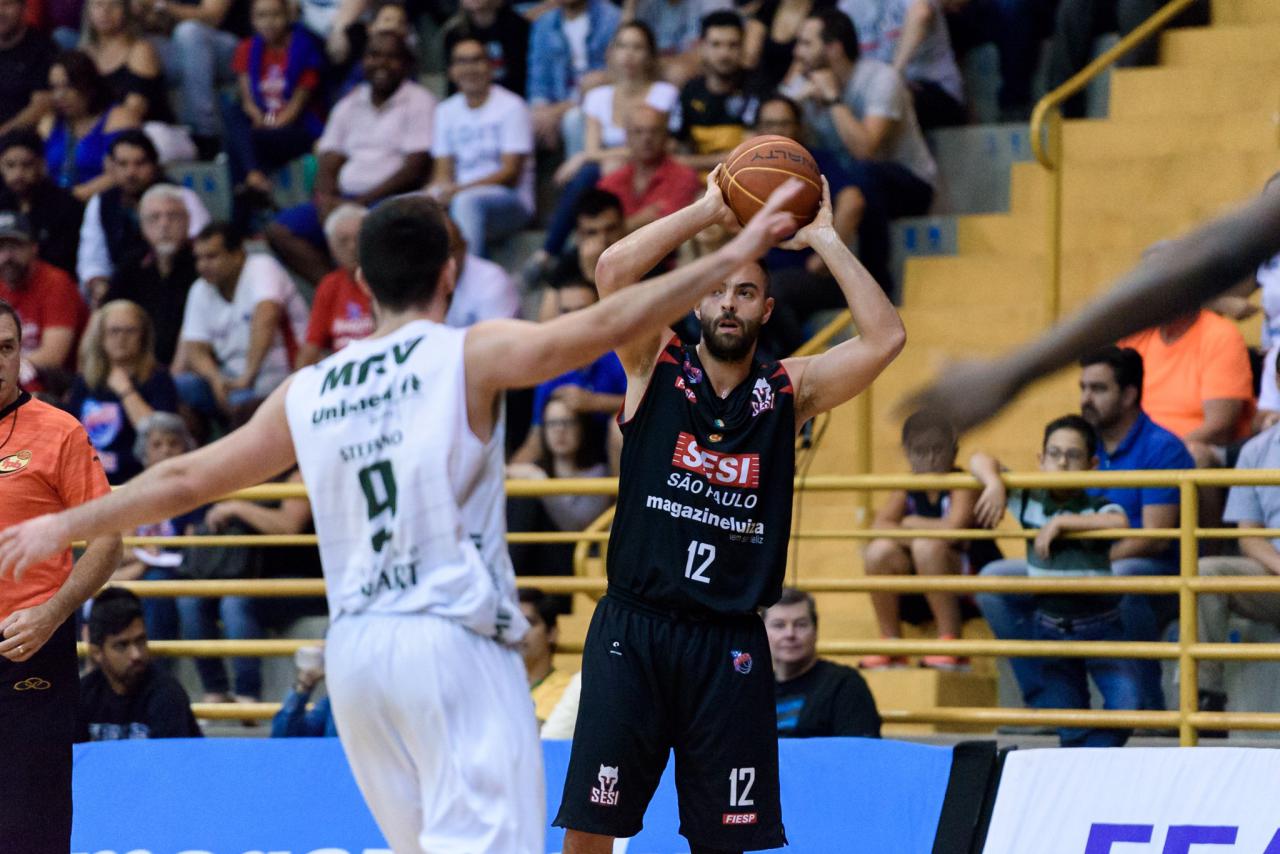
[
  {"xmin": 97, "ymin": 469, "xmax": 1280, "ymax": 743},
  {"xmin": 1028, "ymin": 0, "xmax": 1202, "ymax": 322}
]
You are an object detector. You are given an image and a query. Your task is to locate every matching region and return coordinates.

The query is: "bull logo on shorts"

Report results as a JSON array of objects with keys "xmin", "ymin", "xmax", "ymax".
[
  {"xmin": 591, "ymin": 765, "xmax": 620, "ymax": 806},
  {"xmin": 731, "ymin": 650, "xmax": 753, "ymax": 674}
]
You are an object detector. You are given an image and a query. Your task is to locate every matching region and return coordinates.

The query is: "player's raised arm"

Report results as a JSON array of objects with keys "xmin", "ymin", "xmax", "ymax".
[
  {"xmin": 592, "ymin": 167, "xmax": 738, "ymax": 375},
  {"xmin": 467, "ymin": 180, "xmax": 804, "ymax": 397},
  {"xmin": 0, "ymin": 382, "xmax": 299, "ymax": 581},
  {"xmin": 781, "ymin": 178, "xmax": 906, "ymax": 427}
]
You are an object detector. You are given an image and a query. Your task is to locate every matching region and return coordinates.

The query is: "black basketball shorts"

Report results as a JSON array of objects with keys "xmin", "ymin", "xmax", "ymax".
[
  {"xmin": 554, "ymin": 593, "xmax": 787, "ymax": 851},
  {"xmin": 0, "ymin": 617, "xmax": 78, "ymax": 854}
]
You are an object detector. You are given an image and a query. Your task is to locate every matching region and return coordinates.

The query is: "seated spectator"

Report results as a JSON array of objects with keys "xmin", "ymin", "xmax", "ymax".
[
  {"xmin": 40, "ymin": 50, "xmax": 137, "ymax": 202},
  {"xmin": 223, "ymin": 0, "xmax": 326, "ymax": 222},
  {"xmin": 68, "ymin": 298, "xmax": 178, "ymax": 483},
  {"xmin": 0, "ymin": 209, "xmax": 86, "ymax": 393},
  {"xmin": 104, "ymin": 183, "xmax": 198, "ymax": 365},
  {"xmin": 79, "ymin": 131, "xmax": 210, "ymax": 305},
  {"xmin": 139, "ymin": 0, "xmax": 250, "ymax": 157},
  {"xmin": 839, "ymin": 0, "xmax": 965, "ymax": 129},
  {"xmin": 863, "ymin": 409, "xmax": 995, "ymax": 670},
  {"xmin": 597, "ymin": 106, "xmax": 700, "ymax": 234},
  {"xmin": 267, "ymin": 32, "xmax": 433, "ymax": 285},
  {"xmin": 0, "ymin": 127, "xmax": 82, "ymax": 275},
  {"xmin": 792, "ymin": 8, "xmax": 937, "ymax": 292},
  {"xmin": 623, "ymin": 0, "xmax": 730, "ymax": 85},
  {"xmin": 272, "ymin": 644, "xmax": 336, "ymax": 737},
  {"xmin": 111, "ymin": 411, "xmax": 201, "ymax": 643},
  {"xmin": 79, "ymin": 587, "xmax": 203, "ymax": 740},
  {"xmin": 1196, "ymin": 422, "xmax": 1280, "ymax": 727},
  {"xmin": 179, "ymin": 468, "xmax": 313, "ymax": 705},
  {"xmin": 508, "ymin": 397, "xmax": 612, "ymax": 575},
  {"xmin": 978, "ymin": 347, "xmax": 1193, "ymax": 712},
  {"xmin": 0, "ymin": 0, "xmax": 55, "ymax": 136},
  {"xmin": 426, "ymin": 36, "xmax": 534, "ymax": 260},
  {"xmin": 440, "ymin": 0, "xmax": 529, "ymax": 98},
  {"xmin": 969, "ymin": 415, "xmax": 1138, "ymax": 748},
  {"xmin": 766, "ymin": 587, "xmax": 880, "ymax": 738},
  {"xmin": 529, "ymin": 21, "xmax": 677, "ymax": 274},
  {"xmin": 323, "ymin": 0, "xmax": 416, "ymax": 101},
  {"xmin": 175, "ymin": 223, "xmax": 308, "ymax": 426},
  {"xmin": 540, "ymin": 187, "xmax": 626, "ymax": 298},
  {"xmin": 80, "ymin": 0, "xmax": 180, "ymax": 135},
  {"xmin": 296, "ymin": 203, "xmax": 371, "ymax": 367},
  {"xmin": 942, "ymin": 0, "xmax": 1054, "ymax": 121},
  {"xmin": 673, "ymin": 10, "xmax": 761, "ymax": 172},
  {"xmin": 1119, "ymin": 309, "xmax": 1254, "ymax": 462},
  {"xmin": 526, "ymin": 0, "xmax": 619, "ymax": 149},
  {"xmin": 1046, "ymin": 0, "xmax": 1206, "ymax": 120},
  {"xmin": 743, "ymin": 0, "xmax": 829, "ymax": 93},
  {"xmin": 512, "ymin": 281, "xmax": 626, "ymax": 470},
  {"xmin": 519, "ymin": 587, "xmax": 575, "ymax": 725},
  {"xmin": 444, "ymin": 214, "xmax": 519, "ymax": 327}
]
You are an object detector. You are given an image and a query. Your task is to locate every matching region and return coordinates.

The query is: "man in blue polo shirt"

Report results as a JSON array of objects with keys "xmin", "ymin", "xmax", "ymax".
[{"xmin": 977, "ymin": 347, "xmax": 1192, "ymax": 710}]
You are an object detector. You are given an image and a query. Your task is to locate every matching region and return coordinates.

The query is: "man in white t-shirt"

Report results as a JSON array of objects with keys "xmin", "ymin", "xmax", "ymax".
[
  {"xmin": 426, "ymin": 37, "xmax": 534, "ymax": 259},
  {"xmin": 174, "ymin": 223, "xmax": 309, "ymax": 424},
  {"xmin": 443, "ymin": 217, "xmax": 519, "ymax": 327}
]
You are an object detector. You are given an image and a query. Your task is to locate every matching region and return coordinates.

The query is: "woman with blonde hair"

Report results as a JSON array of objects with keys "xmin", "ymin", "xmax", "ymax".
[{"xmin": 68, "ymin": 299, "xmax": 179, "ymax": 483}]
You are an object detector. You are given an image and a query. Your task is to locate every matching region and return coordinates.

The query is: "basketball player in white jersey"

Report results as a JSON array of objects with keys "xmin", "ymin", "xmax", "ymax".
[{"xmin": 0, "ymin": 188, "xmax": 804, "ymax": 852}]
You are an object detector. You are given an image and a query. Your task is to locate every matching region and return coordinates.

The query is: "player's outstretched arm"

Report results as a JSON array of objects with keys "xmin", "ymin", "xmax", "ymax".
[
  {"xmin": 902, "ymin": 188, "xmax": 1280, "ymax": 433},
  {"xmin": 781, "ymin": 178, "xmax": 906, "ymax": 427},
  {"xmin": 594, "ymin": 166, "xmax": 737, "ymax": 374},
  {"xmin": 468, "ymin": 180, "xmax": 805, "ymax": 397},
  {"xmin": 0, "ymin": 382, "xmax": 299, "ymax": 582}
]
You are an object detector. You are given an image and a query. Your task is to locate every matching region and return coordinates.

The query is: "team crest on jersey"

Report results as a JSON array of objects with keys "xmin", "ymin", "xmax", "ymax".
[
  {"xmin": 751, "ymin": 378, "xmax": 775, "ymax": 417},
  {"xmin": 731, "ymin": 650, "xmax": 753, "ymax": 674},
  {"xmin": 674, "ymin": 375, "xmax": 698, "ymax": 403},
  {"xmin": 591, "ymin": 765, "xmax": 620, "ymax": 806},
  {"xmin": 0, "ymin": 449, "xmax": 32, "ymax": 476}
]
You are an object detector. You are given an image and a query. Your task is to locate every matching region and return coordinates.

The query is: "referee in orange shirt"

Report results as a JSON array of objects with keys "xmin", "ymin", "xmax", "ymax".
[{"xmin": 0, "ymin": 299, "xmax": 121, "ymax": 854}]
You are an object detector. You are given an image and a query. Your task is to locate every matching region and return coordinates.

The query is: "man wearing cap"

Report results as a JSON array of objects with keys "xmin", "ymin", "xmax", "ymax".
[
  {"xmin": 0, "ymin": 296, "xmax": 121, "ymax": 853},
  {"xmin": 0, "ymin": 210, "xmax": 88, "ymax": 394}
]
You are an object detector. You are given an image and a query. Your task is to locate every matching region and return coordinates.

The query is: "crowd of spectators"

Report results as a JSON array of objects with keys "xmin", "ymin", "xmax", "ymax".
[{"xmin": 0, "ymin": 0, "xmax": 1232, "ymax": 732}]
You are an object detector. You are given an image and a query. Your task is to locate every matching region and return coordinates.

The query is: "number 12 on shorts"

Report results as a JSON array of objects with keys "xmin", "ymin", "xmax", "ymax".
[
  {"xmin": 685, "ymin": 540, "xmax": 715, "ymax": 584},
  {"xmin": 729, "ymin": 767, "xmax": 755, "ymax": 807}
]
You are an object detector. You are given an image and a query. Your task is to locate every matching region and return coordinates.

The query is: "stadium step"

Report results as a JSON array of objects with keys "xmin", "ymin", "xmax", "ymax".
[
  {"xmin": 1109, "ymin": 64, "xmax": 1280, "ymax": 119},
  {"xmin": 1212, "ymin": 0, "xmax": 1280, "ymax": 24},
  {"xmin": 1060, "ymin": 110, "xmax": 1278, "ymax": 163},
  {"xmin": 927, "ymin": 123, "xmax": 1035, "ymax": 215},
  {"xmin": 1161, "ymin": 24, "xmax": 1280, "ymax": 66}
]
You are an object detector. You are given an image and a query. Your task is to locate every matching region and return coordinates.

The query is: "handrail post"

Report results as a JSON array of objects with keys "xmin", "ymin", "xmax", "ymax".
[
  {"xmin": 1044, "ymin": 108, "xmax": 1063, "ymax": 327},
  {"xmin": 1178, "ymin": 480, "xmax": 1199, "ymax": 746}
]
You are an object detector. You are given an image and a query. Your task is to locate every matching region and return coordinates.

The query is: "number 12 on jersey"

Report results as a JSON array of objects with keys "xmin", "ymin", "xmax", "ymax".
[{"xmin": 685, "ymin": 540, "xmax": 715, "ymax": 584}]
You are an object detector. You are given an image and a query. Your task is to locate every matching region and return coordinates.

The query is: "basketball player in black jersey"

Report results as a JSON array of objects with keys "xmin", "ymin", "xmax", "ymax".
[{"xmin": 556, "ymin": 171, "xmax": 905, "ymax": 853}]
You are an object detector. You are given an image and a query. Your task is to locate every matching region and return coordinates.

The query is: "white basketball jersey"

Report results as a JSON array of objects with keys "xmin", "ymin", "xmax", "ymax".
[{"xmin": 284, "ymin": 319, "xmax": 528, "ymax": 645}]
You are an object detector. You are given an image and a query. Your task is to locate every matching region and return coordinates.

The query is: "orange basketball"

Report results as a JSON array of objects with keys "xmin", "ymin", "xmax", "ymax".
[{"xmin": 717, "ymin": 135, "xmax": 823, "ymax": 229}]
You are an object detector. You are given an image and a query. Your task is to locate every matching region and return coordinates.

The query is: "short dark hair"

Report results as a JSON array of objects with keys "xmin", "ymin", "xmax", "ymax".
[
  {"xmin": 1080, "ymin": 346, "xmax": 1144, "ymax": 404},
  {"xmin": 448, "ymin": 34, "xmax": 486, "ymax": 62},
  {"xmin": 194, "ymin": 221, "xmax": 244, "ymax": 253},
  {"xmin": 756, "ymin": 93, "xmax": 802, "ymax": 125},
  {"xmin": 1043, "ymin": 413, "xmax": 1097, "ymax": 458},
  {"xmin": 53, "ymin": 50, "xmax": 113, "ymax": 116},
  {"xmin": 359, "ymin": 195, "xmax": 451, "ymax": 312},
  {"xmin": 365, "ymin": 30, "xmax": 415, "ymax": 64},
  {"xmin": 517, "ymin": 587, "xmax": 559, "ymax": 632},
  {"xmin": 0, "ymin": 298, "xmax": 21, "ymax": 343},
  {"xmin": 88, "ymin": 588, "xmax": 145, "ymax": 646},
  {"xmin": 701, "ymin": 9, "xmax": 744, "ymax": 37},
  {"xmin": 811, "ymin": 9, "xmax": 860, "ymax": 63},
  {"xmin": 575, "ymin": 188, "xmax": 623, "ymax": 222},
  {"xmin": 109, "ymin": 128, "xmax": 160, "ymax": 164},
  {"xmin": 901, "ymin": 409, "xmax": 956, "ymax": 446},
  {"xmin": 775, "ymin": 586, "xmax": 817, "ymax": 625},
  {"xmin": 0, "ymin": 129, "xmax": 43, "ymax": 158}
]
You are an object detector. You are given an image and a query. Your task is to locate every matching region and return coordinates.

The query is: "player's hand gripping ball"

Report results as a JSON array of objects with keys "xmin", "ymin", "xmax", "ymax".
[{"xmin": 717, "ymin": 135, "xmax": 823, "ymax": 232}]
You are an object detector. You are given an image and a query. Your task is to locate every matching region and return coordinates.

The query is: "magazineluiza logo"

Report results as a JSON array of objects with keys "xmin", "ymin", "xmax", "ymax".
[
  {"xmin": 320, "ymin": 335, "xmax": 424, "ymax": 395},
  {"xmin": 312, "ymin": 375, "xmax": 422, "ymax": 425},
  {"xmin": 645, "ymin": 495, "xmax": 764, "ymax": 536}
]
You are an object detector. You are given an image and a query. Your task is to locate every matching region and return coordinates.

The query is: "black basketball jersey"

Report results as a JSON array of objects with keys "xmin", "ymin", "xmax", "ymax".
[{"xmin": 608, "ymin": 336, "xmax": 797, "ymax": 615}]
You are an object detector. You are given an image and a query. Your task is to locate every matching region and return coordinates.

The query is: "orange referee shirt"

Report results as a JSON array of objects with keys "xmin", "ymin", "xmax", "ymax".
[{"xmin": 0, "ymin": 392, "xmax": 111, "ymax": 619}]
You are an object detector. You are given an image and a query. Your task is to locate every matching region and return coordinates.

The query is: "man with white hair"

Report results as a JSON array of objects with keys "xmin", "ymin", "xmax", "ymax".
[
  {"xmin": 105, "ymin": 184, "xmax": 198, "ymax": 365},
  {"xmin": 298, "ymin": 204, "xmax": 372, "ymax": 368}
]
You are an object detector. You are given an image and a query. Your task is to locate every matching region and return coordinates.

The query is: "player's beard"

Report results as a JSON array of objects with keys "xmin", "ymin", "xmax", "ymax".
[{"xmin": 700, "ymin": 311, "xmax": 760, "ymax": 363}]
